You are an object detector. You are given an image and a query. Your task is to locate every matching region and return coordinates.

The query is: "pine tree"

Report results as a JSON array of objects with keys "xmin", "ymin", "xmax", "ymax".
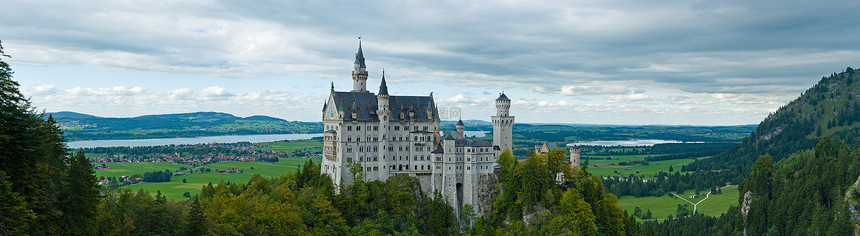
[
  {"xmin": 0, "ymin": 171, "xmax": 35, "ymax": 234},
  {"xmin": 60, "ymin": 151, "xmax": 100, "ymax": 235},
  {"xmin": 183, "ymin": 198, "xmax": 208, "ymax": 236}
]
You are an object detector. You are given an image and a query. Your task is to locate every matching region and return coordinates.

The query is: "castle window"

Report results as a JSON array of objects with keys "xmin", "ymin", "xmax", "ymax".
[
  {"xmin": 413, "ymin": 155, "xmax": 417, "ymax": 161},
  {"xmin": 374, "ymin": 167, "xmax": 378, "ymax": 171},
  {"xmin": 414, "ymin": 136, "xmax": 418, "ymax": 141},
  {"xmin": 374, "ymin": 126, "xmax": 378, "ymax": 131},
  {"xmin": 467, "ymin": 166, "xmax": 470, "ymax": 170},
  {"xmin": 395, "ymin": 126, "xmax": 400, "ymax": 131},
  {"xmin": 424, "ymin": 126, "xmax": 428, "ymax": 131},
  {"xmin": 356, "ymin": 126, "xmax": 361, "ymax": 131},
  {"xmin": 347, "ymin": 126, "xmax": 352, "ymax": 131},
  {"xmin": 374, "ymin": 156, "xmax": 378, "ymax": 161},
  {"xmin": 414, "ymin": 165, "xmax": 417, "ymax": 170},
  {"xmin": 404, "ymin": 126, "xmax": 409, "ymax": 131},
  {"xmin": 356, "ymin": 137, "xmax": 360, "ymax": 142}
]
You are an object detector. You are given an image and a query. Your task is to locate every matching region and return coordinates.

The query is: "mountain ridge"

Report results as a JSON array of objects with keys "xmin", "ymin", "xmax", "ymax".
[{"xmin": 687, "ymin": 67, "xmax": 860, "ymax": 173}]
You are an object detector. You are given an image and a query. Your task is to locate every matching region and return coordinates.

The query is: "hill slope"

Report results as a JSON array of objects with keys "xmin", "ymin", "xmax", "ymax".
[
  {"xmin": 687, "ymin": 67, "xmax": 860, "ymax": 173},
  {"xmin": 50, "ymin": 112, "xmax": 323, "ymax": 141}
]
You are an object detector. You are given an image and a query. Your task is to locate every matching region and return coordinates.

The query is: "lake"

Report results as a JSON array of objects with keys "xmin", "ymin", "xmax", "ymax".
[
  {"xmin": 67, "ymin": 131, "xmax": 491, "ymax": 149},
  {"xmin": 567, "ymin": 139, "xmax": 694, "ymax": 147}
]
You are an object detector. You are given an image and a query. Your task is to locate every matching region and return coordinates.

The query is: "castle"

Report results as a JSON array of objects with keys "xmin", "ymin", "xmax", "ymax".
[{"xmin": 320, "ymin": 43, "xmax": 514, "ymax": 214}]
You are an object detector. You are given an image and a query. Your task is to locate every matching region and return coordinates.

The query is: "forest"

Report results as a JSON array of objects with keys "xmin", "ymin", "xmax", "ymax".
[{"xmin": 644, "ymin": 137, "xmax": 860, "ymax": 235}]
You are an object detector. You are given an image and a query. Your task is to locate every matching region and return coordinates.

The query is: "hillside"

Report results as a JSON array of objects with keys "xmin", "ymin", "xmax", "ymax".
[
  {"xmin": 687, "ymin": 67, "xmax": 860, "ymax": 173},
  {"xmin": 50, "ymin": 111, "xmax": 323, "ymax": 141}
]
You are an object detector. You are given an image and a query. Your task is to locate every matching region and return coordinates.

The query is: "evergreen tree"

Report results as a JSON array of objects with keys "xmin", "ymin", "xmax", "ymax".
[
  {"xmin": 183, "ymin": 198, "xmax": 208, "ymax": 236},
  {"xmin": 60, "ymin": 151, "xmax": 100, "ymax": 235}
]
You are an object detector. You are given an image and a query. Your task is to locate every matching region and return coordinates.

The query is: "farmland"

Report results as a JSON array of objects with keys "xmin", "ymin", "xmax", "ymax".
[{"xmin": 99, "ymin": 157, "xmax": 321, "ymax": 200}]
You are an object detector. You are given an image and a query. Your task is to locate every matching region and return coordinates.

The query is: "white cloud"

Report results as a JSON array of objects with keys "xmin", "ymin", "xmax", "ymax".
[{"xmin": 606, "ymin": 94, "xmax": 654, "ymax": 103}]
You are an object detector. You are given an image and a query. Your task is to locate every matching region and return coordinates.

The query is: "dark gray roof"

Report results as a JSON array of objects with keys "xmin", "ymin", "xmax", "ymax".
[
  {"xmin": 329, "ymin": 91, "xmax": 438, "ymax": 122},
  {"xmin": 354, "ymin": 45, "xmax": 366, "ymax": 68},
  {"xmin": 378, "ymin": 74, "xmax": 388, "ymax": 95},
  {"xmin": 443, "ymin": 131, "xmax": 456, "ymax": 140},
  {"xmin": 496, "ymin": 93, "xmax": 509, "ymax": 101},
  {"xmin": 455, "ymin": 139, "xmax": 493, "ymax": 147},
  {"xmin": 456, "ymin": 119, "xmax": 464, "ymax": 126},
  {"xmin": 432, "ymin": 144, "xmax": 444, "ymax": 154}
]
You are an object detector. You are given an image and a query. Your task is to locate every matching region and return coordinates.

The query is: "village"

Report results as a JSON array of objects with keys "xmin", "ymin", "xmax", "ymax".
[{"xmin": 84, "ymin": 141, "xmax": 320, "ymax": 165}]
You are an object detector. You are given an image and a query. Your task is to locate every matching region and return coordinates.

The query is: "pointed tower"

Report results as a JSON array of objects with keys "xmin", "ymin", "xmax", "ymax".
[
  {"xmin": 352, "ymin": 41, "xmax": 369, "ymax": 92},
  {"xmin": 492, "ymin": 92, "xmax": 514, "ymax": 152},
  {"xmin": 377, "ymin": 71, "xmax": 390, "ymax": 178}
]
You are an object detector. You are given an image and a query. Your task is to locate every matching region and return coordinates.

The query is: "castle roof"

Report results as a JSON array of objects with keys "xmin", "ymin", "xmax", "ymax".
[
  {"xmin": 354, "ymin": 44, "xmax": 366, "ymax": 68},
  {"xmin": 455, "ymin": 139, "xmax": 493, "ymax": 147},
  {"xmin": 496, "ymin": 92, "xmax": 510, "ymax": 101},
  {"xmin": 328, "ymin": 91, "xmax": 437, "ymax": 122},
  {"xmin": 456, "ymin": 119, "xmax": 464, "ymax": 126},
  {"xmin": 432, "ymin": 144, "xmax": 444, "ymax": 154},
  {"xmin": 378, "ymin": 72, "xmax": 388, "ymax": 96}
]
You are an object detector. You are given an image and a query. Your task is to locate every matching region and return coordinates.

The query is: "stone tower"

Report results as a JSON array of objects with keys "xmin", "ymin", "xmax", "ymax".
[
  {"xmin": 352, "ymin": 42, "xmax": 368, "ymax": 92},
  {"xmin": 455, "ymin": 119, "xmax": 465, "ymax": 139},
  {"xmin": 376, "ymin": 71, "xmax": 390, "ymax": 179},
  {"xmin": 492, "ymin": 93, "xmax": 514, "ymax": 152},
  {"xmin": 570, "ymin": 145, "xmax": 581, "ymax": 168}
]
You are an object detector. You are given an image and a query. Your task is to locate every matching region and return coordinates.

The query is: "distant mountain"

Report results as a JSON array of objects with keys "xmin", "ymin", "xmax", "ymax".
[
  {"xmin": 687, "ymin": 67, "xmax": 860, "ymax": 173},
  {"xmin": 48, "ymin": 111, "xmax": 99, "ymax": 119},
  {"xmin": 50, "ymin": 111, "xmax": 323, "ymax": 141}
]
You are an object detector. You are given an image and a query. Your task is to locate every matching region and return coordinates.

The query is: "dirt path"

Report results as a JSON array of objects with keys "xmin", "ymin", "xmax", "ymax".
[{"xmin": 670, "ymin": 191, "xmax": 711, "ymax": 214}]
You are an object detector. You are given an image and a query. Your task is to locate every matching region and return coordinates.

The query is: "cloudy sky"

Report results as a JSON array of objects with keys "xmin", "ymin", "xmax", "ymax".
[{"xmin": 2, "ymin": 0, "xmax": 859, "ymax": 125}]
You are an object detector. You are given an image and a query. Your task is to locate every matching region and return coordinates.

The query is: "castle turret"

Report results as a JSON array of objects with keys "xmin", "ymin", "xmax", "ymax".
[
  {"xmin": 352, "ymin": 42, "xmax": 368, "ymax": 92},
  {"xmin": 570, "ymin": 145, "xmax": 581, "ymax": 168},
  {"xmin": 492, "ymin": 92, "xmax": 514, "ymax": 152},
  {"xmin": 456, "ymin": 119, "xmax": 465, "ymax": 139},
  {"xmin": 377, "ymin": 71, "xmax": 390, "ymax": 179}
]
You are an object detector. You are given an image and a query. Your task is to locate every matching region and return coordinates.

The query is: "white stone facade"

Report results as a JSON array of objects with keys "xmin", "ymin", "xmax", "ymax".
[{"xmin": 320, "ymin": 44, "xmax": 514, "ymax": 215}]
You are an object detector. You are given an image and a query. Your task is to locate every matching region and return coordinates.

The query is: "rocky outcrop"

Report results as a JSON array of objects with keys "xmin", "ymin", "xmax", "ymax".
[
  {"xmin": 478, "ymin": 173, "xmax": 499, "ymax": 217},
  {"xmin": 845, "ymin": 174, "xmax": 860, "ymax": 235}
]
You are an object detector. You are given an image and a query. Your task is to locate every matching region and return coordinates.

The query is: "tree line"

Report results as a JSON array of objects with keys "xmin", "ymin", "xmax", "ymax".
[{"xmin": 0, "ymin": 40, "xmax": 101, "ymax": 235}]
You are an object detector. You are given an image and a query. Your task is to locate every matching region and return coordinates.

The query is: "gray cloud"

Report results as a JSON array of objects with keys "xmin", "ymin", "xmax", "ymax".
[{"xmin": 2, "ymin": 0, "xmax": 859, "ymax": 124}]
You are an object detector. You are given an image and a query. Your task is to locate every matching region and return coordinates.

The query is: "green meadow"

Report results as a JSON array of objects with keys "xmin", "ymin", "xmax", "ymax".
[
  {"xmin": 108, "ymin": 157, "xmax": 321, "ymax": 200},
  {"xmin": 94, "ymin": 162, "xmax": 189, "ymax": 178},
  {"xmin": 583, "ymin": 154, "xmax": 697, "ymax": 177},
  {"xmin": 258, "ymin": 139, "xmax": 322, "ymax": 153},
  {"xmin": 617, "ymin": 185, "xmax": 739, "ymax": 220}
]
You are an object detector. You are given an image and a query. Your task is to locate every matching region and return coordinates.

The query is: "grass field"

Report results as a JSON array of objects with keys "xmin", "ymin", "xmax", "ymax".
[
  {"xmin": 617, "ymin": 185, "xmax": 739, "ymax": 220},
  {"xmin": 94, "ymin": 162, "xmax": 189, "ymax": 178},
  {"xmin": 258, "ymin": 139, "xmax": 322, "ymax": 153},
  {"xmin": 109, "ymin": 157, "xmax": 321, "ymax": 200},
  {"xmin": 584, "ymin": 154, "xmax": 697, "ymax": 177}
]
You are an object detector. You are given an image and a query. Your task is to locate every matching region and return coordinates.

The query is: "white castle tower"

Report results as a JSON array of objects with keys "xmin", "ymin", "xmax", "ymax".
[
  {"xmin": 352, "ymin": 42, "xmax": 368, "ymax": 92},
  {"xmin": 492, "ymin": 93, "xmax": 514, "ymax": 152}
]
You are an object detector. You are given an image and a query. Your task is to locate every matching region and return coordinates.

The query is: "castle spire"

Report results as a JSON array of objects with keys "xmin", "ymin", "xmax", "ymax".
[
  {"xmin": 379, "ymin": 69, "xmax": 388, "ymax": 96},
  {"xmin": 352, "ymin": 38, "xmax": 369, "ymax": 92}
]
